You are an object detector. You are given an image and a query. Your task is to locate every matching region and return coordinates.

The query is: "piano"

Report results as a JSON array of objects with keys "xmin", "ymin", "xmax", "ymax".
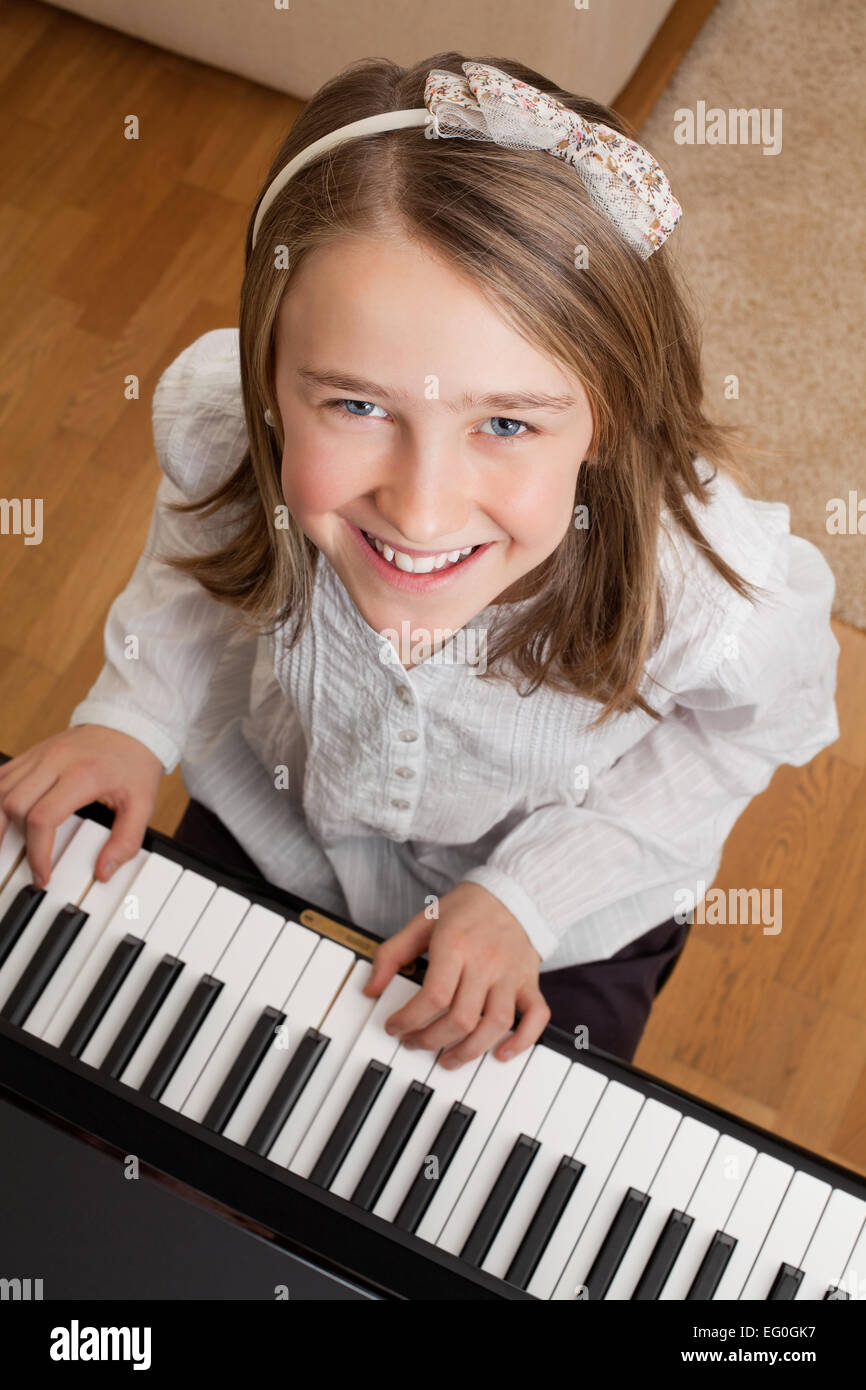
[{"xmin": 1, "ymin": 781, "xmax": 864, "ymax": 1301}]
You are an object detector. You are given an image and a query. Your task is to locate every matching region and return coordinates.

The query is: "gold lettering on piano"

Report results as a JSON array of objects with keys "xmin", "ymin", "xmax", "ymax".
[{"xmin": 299, "ymin": 909, "xmax": 419, "ymax": 978}]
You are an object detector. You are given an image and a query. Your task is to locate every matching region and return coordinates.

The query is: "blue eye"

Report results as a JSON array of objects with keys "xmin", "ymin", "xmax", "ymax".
[
  {"xmin": 323, "ymin": 399, "xmax": 538, "ymax": 442},
  {"xmin": 477, "ymin": 416, "xmax": 535, "ymax": 440},
  {"xmin": 325, "ymin": 398, "xmax": 388, "ymax": 419}
]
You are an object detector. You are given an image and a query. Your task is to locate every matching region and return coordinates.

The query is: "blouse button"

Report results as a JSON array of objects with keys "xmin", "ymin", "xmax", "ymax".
[
  {"xmin": 394, "ymin": 766, "xmax": 416, "ymax": 779},
  {"xmin": 397, "ymin": 729, "xmax": 419, "ymax": 742},
  {"xmin": 396, "ymin": 685, "xmax": 412, "ymax": 704},
  {"xmin": 390, "ymin": 798, "xmax": 411, "ymax": 810}
]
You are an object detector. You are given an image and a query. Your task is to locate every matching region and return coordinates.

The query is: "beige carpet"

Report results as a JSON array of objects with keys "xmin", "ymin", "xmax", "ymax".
[{"xmin": 638, "ymin": 0, "xmax": 865, "ymax": 628}]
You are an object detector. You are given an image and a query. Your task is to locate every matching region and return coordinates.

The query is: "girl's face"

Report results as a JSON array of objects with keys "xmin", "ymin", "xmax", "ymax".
[{"xmin": 273, "ymin": 232, "xmax": 594, "ymax": 661}]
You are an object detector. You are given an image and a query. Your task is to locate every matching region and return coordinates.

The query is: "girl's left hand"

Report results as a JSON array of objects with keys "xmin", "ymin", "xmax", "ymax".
[{"xmin": 362, "ymin": 881, "xmax": 551, "ymax": 1068}]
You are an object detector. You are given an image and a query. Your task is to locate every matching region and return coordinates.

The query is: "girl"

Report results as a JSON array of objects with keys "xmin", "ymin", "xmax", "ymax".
[{"xmin": 0, "ymin": 54, "xmax": 839, "ymax": 1068}]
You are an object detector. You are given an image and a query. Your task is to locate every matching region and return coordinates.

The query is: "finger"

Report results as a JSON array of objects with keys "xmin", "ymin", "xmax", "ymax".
[
  {"xmin": 0, "ymin": 750, "xmax": 60, "ymax": 848},
  {"xmin": 0, "ymin": 759, "xmax": 58, "ymax": 831},
  {"xmin": 402, "ymin": 967, "xmax": 487, "ymax": 1054},
  {"xmin": 439, "ymin": 982, "xmax": 518, "ymax": 1069},
  {"xmin": 384, "ymin": 950, "xmax": 462, "ymax": 1037},
  {"xmin": 364, "ymin": 916, "xmax": 432, "ymax": 997},
  {"xmin": 94, "ymin": 796, "xmax": 151, "ymax": 880},
  {"xmin": 21, "ymin": 770, "xmax": 102, "ymax": 888},
  {"xmin": 1, "ymin": 767, "xmax": 64, "ymax": 887},
  {"xmin": 0, "ymin": 754, "xmax": 38, "ymax": 842},
  {"xmin": 495, "ymin": 988, "xmax": 551, "ymax": 1061},
  {"xmin": 0, "ymin": 749, "xmax": 36, "ymax": 792}
]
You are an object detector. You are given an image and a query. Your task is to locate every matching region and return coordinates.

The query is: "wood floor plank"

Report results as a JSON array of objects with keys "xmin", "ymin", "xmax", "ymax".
[
  {"xmin": 776, "ymin": 763, "xmax": 866, "ymax": 1002},
  {"xmin": 0, "ymin": 0, "xmax": 56, "ymax": 88},
  {"xmin": 831, "ymin": 620, "xmax": 866, "ymax": 769}
]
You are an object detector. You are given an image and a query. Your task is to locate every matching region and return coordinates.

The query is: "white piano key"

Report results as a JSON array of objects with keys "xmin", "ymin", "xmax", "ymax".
[
  {"xmin": 0, "ymin": 816, "xmax": 101, "ymax": 1008},
  {"xmin": 436, "ymin": 1045, "xmax": 570, "ymax": 1255},
  {"xmin": 245, "ymin": 950, "xmax": 373, "ymax": 1164},
  {"xmin": 119, "ymin": 884, "xmax": 251, "ymax": 1089},
  {"xmin": 372, "ymin": 1050, "xmax": 485, "ymax": 1223},
  {"xmin": 186, "ymin": 918, "xmax": 329, "ymax": 1130},
  {"xmin": 482, "ymin": 1054, "xmax": 608, "ymax": 1280},
  {"xmin": 550, "ymin": 1096, "xmax": 682, "ymax": 1300},
  {"xmin": 527, "ymin": 1080, "xmax": 644, "ymax": 1299},
  {"xmin": 289, "ymin": 971, "xmax": 418, "ymax": 1180},
  {"xmin": 23, "ymin": 852, "xmax": 146, "ymax": 1037},
  {"xmin": 79, "ymin": 869, "xmax": 216, "ymax": 1068},
  {"xmin": 157, "ymin": 902, "xmax": 289, "ymax": 1112},
  {"xmin": 328, "ymin": 1036, "xmax": 441, "ymax": 1200},
  {"xmin": 0, "ymin": 822, "xmax": 25, "ymax": 888},
  {"xmin": 658, "ymin": 1134, "xmax": 757, "ymax": 1299},
  {"xmin": 795, "ymin": 1189, "xmax": 866, "ymax": 1300},
  {"xmin": 738, "ymin": 1169, "xmax": 830, "ymax": 1300},
  {"xmin": 605, "ymin": 1113, "xmax": 720, "ymax": 1300},
  {"xmin": 41, "ymin": 850, "xmax": 182, "ymax": 1046},
  {"xmin": 711, "ymin": 1152, "xmax": 794, "ymax": 1299},
  {"xmin": 414, "ymin": 1047, "xmax": 532, "ymax": 1246},
  {"xmin": 838, "ymin": 1213, "xmax": 866, "ymax": 1299}
]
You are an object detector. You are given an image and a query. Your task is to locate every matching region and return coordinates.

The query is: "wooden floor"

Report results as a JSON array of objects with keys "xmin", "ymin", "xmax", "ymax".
[{"xmin": 1, "ymin": 0, "xmax": 864, "ymax": 1179}]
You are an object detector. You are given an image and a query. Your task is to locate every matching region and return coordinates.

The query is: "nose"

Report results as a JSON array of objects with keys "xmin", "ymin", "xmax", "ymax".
[{"xmin": 370, "ymin": 443, "xmax": 474, "ymax": 550}]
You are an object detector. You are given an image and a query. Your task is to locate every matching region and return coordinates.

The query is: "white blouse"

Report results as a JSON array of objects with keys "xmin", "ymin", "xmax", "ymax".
[{"xmin": 69, "ymin": 329, "xmax": 840, "ymax": 971}]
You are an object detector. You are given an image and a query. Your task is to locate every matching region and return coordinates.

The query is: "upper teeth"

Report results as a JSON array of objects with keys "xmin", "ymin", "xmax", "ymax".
[{"xmin": 364, "ymin": 533, "xmax": 475, "ymax": 574}]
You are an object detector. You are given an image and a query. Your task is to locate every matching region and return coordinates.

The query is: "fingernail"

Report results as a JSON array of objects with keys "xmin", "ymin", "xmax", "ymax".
[
  {"xmin": 402, "ymin": 1039, "xmax": 418, "ymax": 1050},
  {"xmin": 34, "ymin": 871, "xmax": 45, "ymax": 889},
  {"xmin": 102, "ymin": 860, "xmax": 117, "ymax": 879},
  {"xmin": 500, "ymin": 1049, "xmax": 514, "ymax": 1060}
]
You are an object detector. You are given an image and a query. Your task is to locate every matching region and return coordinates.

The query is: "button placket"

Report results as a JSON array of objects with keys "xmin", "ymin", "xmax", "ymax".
[{"xmin": 389, "ymin": 691, "xmax": 421, "ymax": 816}]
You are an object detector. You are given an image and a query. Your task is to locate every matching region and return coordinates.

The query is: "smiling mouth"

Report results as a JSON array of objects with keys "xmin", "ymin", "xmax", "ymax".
[{"xmin": 361, "ymin": 530, "xmax": 481, "ymax": 574}]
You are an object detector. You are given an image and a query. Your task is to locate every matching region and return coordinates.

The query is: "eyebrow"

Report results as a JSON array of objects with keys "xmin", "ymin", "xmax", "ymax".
[{"xmin": 297, "ymin": 366, "xmax": 578, "ymax": 414}]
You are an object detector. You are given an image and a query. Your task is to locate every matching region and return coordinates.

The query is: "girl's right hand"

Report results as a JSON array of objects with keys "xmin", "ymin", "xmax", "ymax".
[{"xmin": 0, "ymin": 725, "xmax": 163, "ymax": 889}]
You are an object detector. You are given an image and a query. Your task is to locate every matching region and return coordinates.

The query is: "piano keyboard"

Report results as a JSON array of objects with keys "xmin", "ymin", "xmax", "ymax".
[{"xmin": 1, "ymin": 793, "xmax": 865, "ymax": 1301}]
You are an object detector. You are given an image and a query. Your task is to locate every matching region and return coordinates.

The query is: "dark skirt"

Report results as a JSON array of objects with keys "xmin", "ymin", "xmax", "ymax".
[{"xmin": 173, "ymin": 797, "xmax": 690, "ymax": 1063}]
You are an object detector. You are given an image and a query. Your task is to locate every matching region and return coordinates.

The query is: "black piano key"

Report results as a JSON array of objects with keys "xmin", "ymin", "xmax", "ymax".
[
  {"xmin": 98, "ymin": 955, "xmax": 184, "ymax": 1080},
  {"xmin": 824, "ymin": 1285, "xmax": 850, "ymax": 1300},
  {"xmin": 506, "ymin": 1155, "xmax": 585, "ymax": 1290},
  {"xmin": 139, "ymin": 975, "xmax": 225, "ymax": 1101},
  {"xmin": 767, "ymin": 1261, "xmax": 805, "ymax": 1300},
  {"xmin": 246, "ymin": 1027, "xmax": 330, "ymax": 1156},
  {"xmin": 60, "ymin": 934, "xmax": 145, "ymax": 1057},
  {"xmin": 201, "ymin": 1005, "xmax": 286, "ymax": 1133},
  {"xmin": 687, "ymin": 1230, "xmax": 737, "ymax": 1300},
  {"xmin": 0, "ymin": 884, "xmax": 45, "ymax": 969},
  {"xmin": 0, "ymin": 903, "xmax": 89, "ymax": 1027},
  {"xmin": 394, "ymin": 1101, "xmax": 476, "ymax": 1233},
  {"xmin": 351, "ymin": 1080, "xmax": 434, "ymax": 1212},
  {"xmin": 584, "ymin": 1187, "xmax": 650, "ymax": 1299},
  {"xmin": 309, "ymin": 1060, "xmax": 391, "ymax": 1190},
  {"xmin": 461, "ymin": 1134, "xmax": 540, "ymax": 1268},
  {"xmin": 586, "ymin": 1189, "xmax": 647, "ymax": 1295},
  {"xmin": 631, "ymin": 1209, "xmax": 694, "ymax": 1300}
]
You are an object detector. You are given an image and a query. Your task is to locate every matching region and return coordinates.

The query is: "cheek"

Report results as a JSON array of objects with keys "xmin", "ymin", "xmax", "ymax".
[
  {"xmin": 280, "ymin": 445, "xmax": 359, "ymax": 515},
  {"xmin": 497, "ymin": 466, "xmax": 577, "ymax": 545}
]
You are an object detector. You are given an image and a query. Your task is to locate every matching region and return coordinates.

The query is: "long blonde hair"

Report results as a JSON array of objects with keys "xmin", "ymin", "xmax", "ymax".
[{"xmin": 161, "ymin": 51, "xmax": 771, "ymax": 727}]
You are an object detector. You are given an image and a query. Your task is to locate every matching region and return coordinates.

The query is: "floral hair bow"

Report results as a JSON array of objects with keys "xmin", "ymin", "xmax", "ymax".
[{"xmin": 423, "ymin": 62, "xmax": 682, "ymax": 258}]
